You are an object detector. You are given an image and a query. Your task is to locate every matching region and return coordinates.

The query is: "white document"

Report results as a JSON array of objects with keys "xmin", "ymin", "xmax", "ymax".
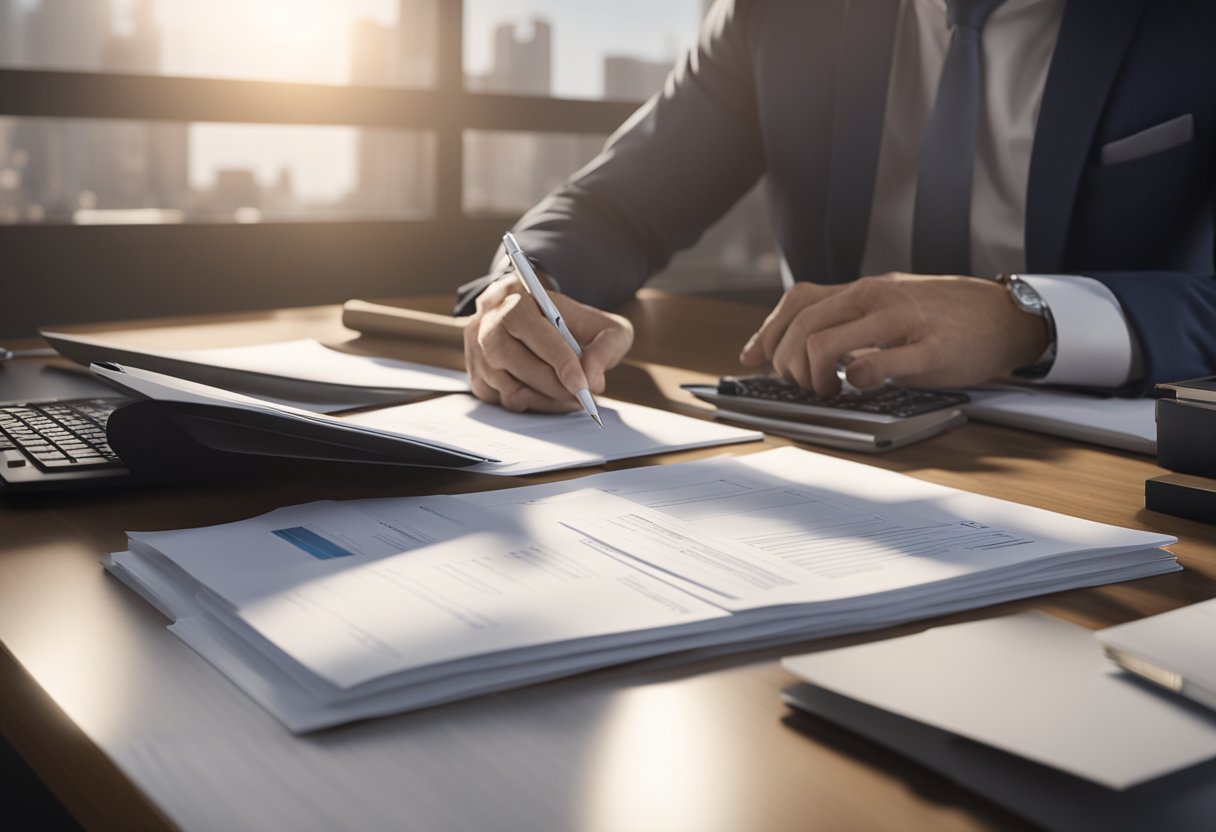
[
  {"xmin": 126, "ymin": 496, "xmax": 478, "ymax": 606},
  {"xmin": 109, "ymin": 447, "xmax": 1180, "ymax": 732},
  {"xmin": 961, "ymin": 385, "xmax": 1156, "ymax": 454},
  {"xmin": 167, "ymin": 339, "xmax": 467, "ymax": 391},
  {"xmin": 783, "ymin": 612, "xmax": 1216, "ymax": 789},
  {"xmin": 464, "ymin": 448, "xmax": 1177, "ymax": 609},
  {"xmin": 1097, "ymin": 598, "xmax": 1216, "ymax": 713},
  {"xmin": 44, "ymin": 331, "xmax": 468, "ymax": 410},
  {"xmin": 229, "ymin": 521, "xmax": 730, "ymax": 692},
  {"xmin": 126, "ymin": 489, "xmax": 734, "ymax": 698},
  {"xmin": 341, "ymin": 394, "xmax": 763, "ymax": 476}
]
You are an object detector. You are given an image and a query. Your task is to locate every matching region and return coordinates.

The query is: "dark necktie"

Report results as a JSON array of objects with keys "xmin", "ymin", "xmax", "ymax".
[{"xmin": 911, "ymin": 0, "xmax": 1007, "ymax": 275}]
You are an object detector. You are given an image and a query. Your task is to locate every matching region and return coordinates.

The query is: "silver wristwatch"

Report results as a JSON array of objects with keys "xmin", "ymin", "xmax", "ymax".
[{"xmin": 996, "ymin": 274, "xmax": 1057, "ymax": 378}]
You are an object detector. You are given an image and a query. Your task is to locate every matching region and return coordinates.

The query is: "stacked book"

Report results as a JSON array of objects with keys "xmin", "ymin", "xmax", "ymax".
[
  {"xmin": 106, "ymin": 447, "xmax": 1177, "ymax": 732},
  {"xmin": 1146, "ymin": 376, "xmax": 1216, "ymax": 523}
]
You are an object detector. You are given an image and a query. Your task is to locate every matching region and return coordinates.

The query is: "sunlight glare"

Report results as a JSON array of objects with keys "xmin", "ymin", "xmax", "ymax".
[{"xmin": 156, "ymin": 0, "xmax": 396, "ymax": 86}]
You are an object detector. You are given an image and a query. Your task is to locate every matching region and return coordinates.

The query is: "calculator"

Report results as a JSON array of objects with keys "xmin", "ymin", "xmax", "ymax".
[{"xmin": 684, "ymin": 376, "xmax": 969, "ymax": 425}]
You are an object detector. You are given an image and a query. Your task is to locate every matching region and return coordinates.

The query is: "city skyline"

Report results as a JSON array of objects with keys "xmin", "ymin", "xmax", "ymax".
[
  {"xmin": 3, "ymin": 1, "xmax": 701, "ymax": 98},
  {"xmin": 0, "ymin": 0, "xmax": 704, "ymax": 221}
]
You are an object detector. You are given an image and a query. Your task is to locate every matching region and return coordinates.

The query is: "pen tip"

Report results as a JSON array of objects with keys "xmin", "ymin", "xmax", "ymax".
[{"xmin": 593, "ymin": 414, "xmax": 604, "ymax": 429}]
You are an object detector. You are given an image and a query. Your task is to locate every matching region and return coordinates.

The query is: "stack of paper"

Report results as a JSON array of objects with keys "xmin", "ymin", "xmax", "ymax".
[{"xmin": 105, "ymin": 448, "xmax": 1178, "ymax": 732}]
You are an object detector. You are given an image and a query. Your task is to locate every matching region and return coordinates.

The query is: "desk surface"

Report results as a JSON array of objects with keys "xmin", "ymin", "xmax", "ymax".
[{"xmin": 2, "ymin": 291, "xmax": 1214, "ymax": 832}]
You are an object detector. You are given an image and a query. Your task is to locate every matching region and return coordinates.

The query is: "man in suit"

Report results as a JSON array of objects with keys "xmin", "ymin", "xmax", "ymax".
[{"xmin": 457, "ymin": 0, "xmax": 1215, "ymax": 413}]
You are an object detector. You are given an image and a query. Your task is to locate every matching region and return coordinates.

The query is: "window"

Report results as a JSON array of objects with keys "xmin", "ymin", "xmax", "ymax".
[
  {"xmin": 0, "ymin": 0, "xmax": 434, "ymax": 88},
  {"xmin": 0, "ymin": 0, "xmax": 776, "ymax": 337},
  {"xmin": 464, "ymin": 0, "xmax": 703, "ymax": 101},
  {"xmin": 464, "ymin": 130, "xmax": 606, "ymax": 216},
  {"xmin": 0, "ymin": 117, "xmax": 434, "ymax": 224}
]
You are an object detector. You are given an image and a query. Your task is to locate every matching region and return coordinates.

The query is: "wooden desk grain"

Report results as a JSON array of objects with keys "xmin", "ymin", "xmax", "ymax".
[{"xmin": 2, "ymin": 292, "xmax": 1213, "ymax": 832}]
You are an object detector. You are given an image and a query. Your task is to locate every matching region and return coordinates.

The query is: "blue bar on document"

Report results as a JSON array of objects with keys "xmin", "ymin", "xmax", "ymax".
[{"xmin": 272, "ymin": 527, "xmax": 355, "ymax": 560}]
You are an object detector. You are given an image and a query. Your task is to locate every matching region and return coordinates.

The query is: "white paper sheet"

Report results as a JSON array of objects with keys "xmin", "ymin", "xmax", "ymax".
[
  {"xmin": 44, "ymin": 331, "xmax": 468, "ymax": 394},
  {"xmin": 109, "ymin": 448, "xmax": 1181, "ymax": 732},
  {"xmin": 167, "ymin": 339, "xmax": 468, "ymax": 391},
  {"xmin": 1096, "ymin": 597, "xmax": 1216, "ymax": 711},
  {"xmin": 961, "ymin": 385, "xmax": 1156, "ymax": 454},
  {"xmin": 783, "ymin": 612, "xmax": 1216, "ymax": 789},
  {"xmin": 221, "ymin": 515, "xmax": 731, "ymax": 690},
  {"xmin": 340, "ymin": 394, "xmax": 763, "ymax": 475},
  {"xmin": 127, "ymin": 496, "xmax": 477, "ymax": 605},
  {"xmin": 463, "ymin": 448, "xmax": 1177, "ymax": 609}
]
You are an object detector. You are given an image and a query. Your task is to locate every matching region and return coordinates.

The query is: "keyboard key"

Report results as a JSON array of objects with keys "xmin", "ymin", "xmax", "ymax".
[{"xmin": 0, "ymin": 398, "xmax": 128, "ymax": 478}]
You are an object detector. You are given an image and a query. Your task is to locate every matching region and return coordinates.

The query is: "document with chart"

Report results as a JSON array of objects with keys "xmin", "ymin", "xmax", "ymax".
[{"xmin": 105, "ymin": 447, "xmax": 1178, "ymax": 731}]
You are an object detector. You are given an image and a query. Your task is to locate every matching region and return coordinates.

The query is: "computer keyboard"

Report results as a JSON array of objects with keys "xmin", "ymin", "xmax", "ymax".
[
  {"xmin": 716, "ymin": 376, "xmax": 968, "ymax": 418},
  {"xmin": 0, "ymin": 398, "xmax": 126, "ymax": 473}
]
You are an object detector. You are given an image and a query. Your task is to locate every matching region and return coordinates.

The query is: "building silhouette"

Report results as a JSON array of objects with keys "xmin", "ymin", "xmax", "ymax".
[
  {"xmin": 603, "ymin": 55, "xmax": 670, "ymax": 102},
  {"xmin": 347, "ymin": 0, "xmax": 435, "ymax": 218},
  {"xmin": 465, "ymin": 18, "xmax": 601, "ymax": 216},
  {"xmin": 23, "ymin": 0, "xmax": 109, "ymax": 71},
  {"xmin": 487, "ymin": 18, "xmax": 550, "ymax": 95},
  {"xmin": 96, "ymin": 0, "xmax": 190, "ymax": 214},
  {"xmin": 0, "ymin": 0, "xmax": 18, "ymax": 65},
  {"xmin": 206, "ymin": 169, "xmax": 262, "ymax": 216},
  {"xmin": 11, "ymin": 0, "xmax": 111, "ymax": 219},
  {"xmin": 6, "ymin": 0, "xmax": 189, "ymax": 221},
  {"xmin": 396, "ymin": 0, "xmax": 438, "ymax": 89}
]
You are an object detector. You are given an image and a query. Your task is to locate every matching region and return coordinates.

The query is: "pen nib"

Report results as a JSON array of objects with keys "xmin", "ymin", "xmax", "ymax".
[{"xmin": 592, "ymin": 413, "xmax": 604, "ymax": 430}]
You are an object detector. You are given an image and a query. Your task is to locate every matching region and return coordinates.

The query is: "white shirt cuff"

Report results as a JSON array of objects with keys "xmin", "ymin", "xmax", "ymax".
[{"xmin": 1019, "ymin": 274, "xmax": 1136, "ymax": 389}]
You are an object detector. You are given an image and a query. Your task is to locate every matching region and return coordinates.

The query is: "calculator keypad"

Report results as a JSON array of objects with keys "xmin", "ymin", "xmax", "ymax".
[{"xmin": 716, "ymin": 377, "xmax": 968, "ymax": 418}]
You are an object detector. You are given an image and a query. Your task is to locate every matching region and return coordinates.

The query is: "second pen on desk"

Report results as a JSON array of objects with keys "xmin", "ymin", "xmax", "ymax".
[{"xmin": 502, "ymin": 232, "xmax": 604, "ymax": 428}]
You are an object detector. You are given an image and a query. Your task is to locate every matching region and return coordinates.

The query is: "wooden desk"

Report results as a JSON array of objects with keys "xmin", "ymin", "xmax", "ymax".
[{"xmin": 3, "ymin": 291, "xmax": 1214, "ymax": 831}]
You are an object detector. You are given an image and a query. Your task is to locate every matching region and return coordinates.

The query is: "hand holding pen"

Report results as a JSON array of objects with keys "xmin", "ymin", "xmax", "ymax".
[
  {"xmin": 461, "ymin": 235, "xmax": 634, "ymax": 418},
  {"xmin": 503, "ymin": 233, "xmax": 604, "ymax": 427}
]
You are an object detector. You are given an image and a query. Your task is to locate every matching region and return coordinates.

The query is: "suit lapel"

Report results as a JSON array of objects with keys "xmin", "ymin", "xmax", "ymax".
[
  {"xmin": 1025, "ymin": 0, "xmax": 1147, "ymax": 272},
  {"xmin": 823, "ymin": 0, "xmax": 901, "ymax": 283}
]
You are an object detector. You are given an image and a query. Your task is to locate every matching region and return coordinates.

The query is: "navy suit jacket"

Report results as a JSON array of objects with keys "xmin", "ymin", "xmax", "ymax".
[{"xmin": 458, "ymin": 0, "xmax": 1216, "ymax": 395}]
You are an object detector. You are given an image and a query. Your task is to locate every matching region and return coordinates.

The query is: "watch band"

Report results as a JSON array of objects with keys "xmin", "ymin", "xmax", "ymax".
[{"xmin": 996, "ymin": 274, "xmax": 1057, "ymax": 379}]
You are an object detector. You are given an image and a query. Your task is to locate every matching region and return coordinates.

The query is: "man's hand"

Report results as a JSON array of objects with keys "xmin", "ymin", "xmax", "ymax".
[
  {"xmin": 738, "ymin": 273, "xmax": 1050, "ymax": 396},
  {"xmin": 464, "ymin": 274, "xmax": 634, "ymax": 412}
]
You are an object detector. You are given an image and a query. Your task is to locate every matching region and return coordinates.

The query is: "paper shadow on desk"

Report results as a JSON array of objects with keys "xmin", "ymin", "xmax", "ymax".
[
  {"xmin": 106, "ymin": 398, "xmax": 483, "ymax": 484},
  {"xmin": 780, "ymin": 683, "xmax": 1216, "ymax": 832}
]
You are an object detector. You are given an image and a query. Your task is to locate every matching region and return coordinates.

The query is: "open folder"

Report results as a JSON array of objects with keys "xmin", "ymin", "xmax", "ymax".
[
  {"xmin": 92, "ymin": 363, "xmax": 761, "ymax": 477},
  {"xmin": 104, "ymin": 447, "xmax": 1177, "ymax": 732}
]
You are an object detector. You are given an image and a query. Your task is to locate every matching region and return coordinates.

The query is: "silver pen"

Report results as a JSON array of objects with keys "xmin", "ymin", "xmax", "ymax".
[{"xmin": 502, "ymin": 232, "xmax": 604, "ymax": 428}]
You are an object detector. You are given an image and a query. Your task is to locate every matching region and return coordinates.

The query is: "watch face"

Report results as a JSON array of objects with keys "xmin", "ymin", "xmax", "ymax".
[{"xmin": 1010, "ymin": 279, "xmax": 1045, "ymax": 314}]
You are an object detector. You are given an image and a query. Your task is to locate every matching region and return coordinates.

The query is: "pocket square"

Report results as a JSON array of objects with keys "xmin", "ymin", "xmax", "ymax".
[{"xmin": 1100, "ymin": 114, "xmax": 1194, "ymax": 165}]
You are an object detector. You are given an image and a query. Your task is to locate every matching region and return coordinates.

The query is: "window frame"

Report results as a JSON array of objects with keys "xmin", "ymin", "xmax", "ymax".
[{"xmin": 0, "ymin": 3, "xmax": 640, "ymax": 335}]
